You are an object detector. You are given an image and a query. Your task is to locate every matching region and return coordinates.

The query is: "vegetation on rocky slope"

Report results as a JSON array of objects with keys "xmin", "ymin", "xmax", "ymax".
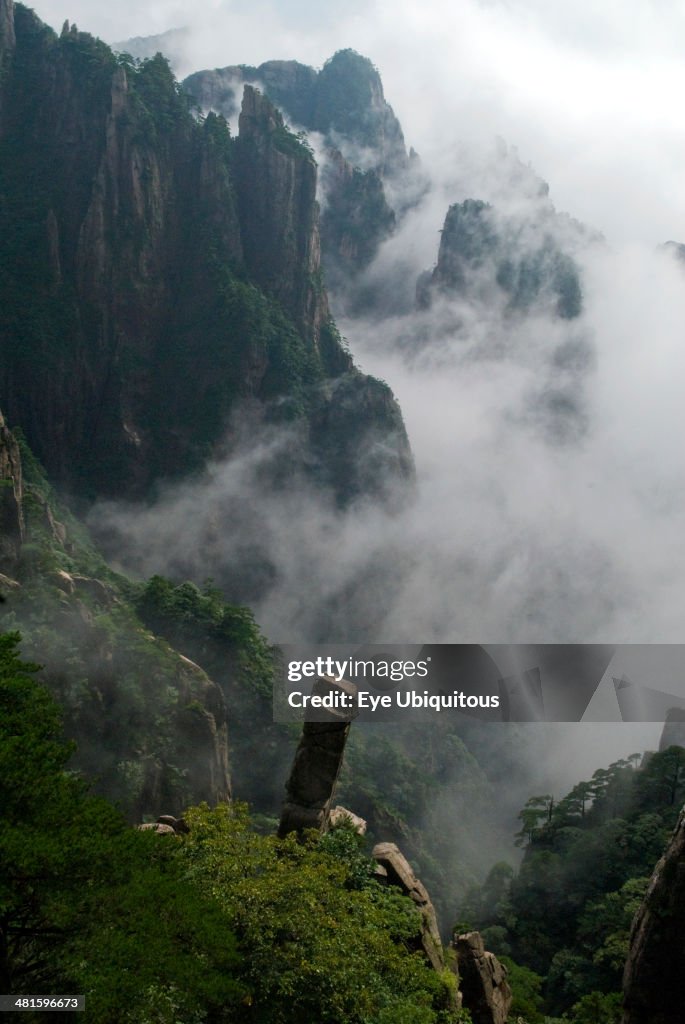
[
  {"xmin": 460, "ymin": 747, "xmax": 685, "ymax": 1021},
  {"xmin": 0, "ymin": 632, "xmax": 464, "ymax": 1023}
]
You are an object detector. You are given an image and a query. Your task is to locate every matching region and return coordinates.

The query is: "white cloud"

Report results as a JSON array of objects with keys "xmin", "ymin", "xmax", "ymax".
[
  {"xmin": 27, "ymin": 0, "xmax": 685, "ymax": 244},
  {"xmin": 27, "ymin": 0, "xmax": 685, "ymax": 777}
]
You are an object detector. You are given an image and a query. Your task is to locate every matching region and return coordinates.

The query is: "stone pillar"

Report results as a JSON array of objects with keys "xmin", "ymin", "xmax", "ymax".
[
  {"xmin": 453, "ymin": 931, "xmax": 512, "ymax": 1024},
  {"xmin": 278, "ymin": 675, "xmax": 357, "ymax": 838}
]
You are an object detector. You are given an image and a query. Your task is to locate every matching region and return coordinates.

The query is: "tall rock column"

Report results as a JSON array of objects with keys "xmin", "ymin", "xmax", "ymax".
[
  {"xmin": 372, "ymin": 842, "xmax": 444, "ymax": 973},
  {"xmin": 453, "ymin": 932, "xmax": 512, "ymax": 1024},
  {"xmin": 236, "ymin": 85, "xmax": 328, "ymax": 344},
  {"xmin": 278, "ymin": 676, "xmax": 357, "ymax": 837}
]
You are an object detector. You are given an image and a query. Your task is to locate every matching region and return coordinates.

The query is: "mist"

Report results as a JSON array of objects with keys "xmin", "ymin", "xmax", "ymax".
[
  {"xmin": 30, "ymin": 0, "xmax": 685, "ymax": 245},
  {"xmin": 88, "ymin": 230, "xmax": 680, "ymax": 788},
  {"xmin": 23, "ymin": 0, "xmax": 682, "ymax": 844}
]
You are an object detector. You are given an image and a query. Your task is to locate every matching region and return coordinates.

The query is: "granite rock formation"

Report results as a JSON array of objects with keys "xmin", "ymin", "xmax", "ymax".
[
  {"xmin": 278, "ymin": 676, "xmax": 357, "ymax": 837},
  {"xmin": 372, "ymin": 841, "xmax": 444, "ymax": 972},
  {"xmin": 236, "ymin": 84, "xmax": 327, "ymax": 342},
  {"xmin": 184, "ymin": 49, "xmax": 409, "ymax": 177},
  {"xmin": 659, "ymin": 709, "xmax": 685, "ymax": 751},
  {"xmin": 419, "ymin": 198, "xmax": 583, "ymax": 320},
  {"xmin": 184, "ymin": 49, "xmax": 414, "ymax": 286},
  {"xmin": 0, "ymin": 9, "xmax": 412, "ymax": 504},
  {"xmin": 453, "ymin": 931, "xmax": 512, "ymax": 1024}
]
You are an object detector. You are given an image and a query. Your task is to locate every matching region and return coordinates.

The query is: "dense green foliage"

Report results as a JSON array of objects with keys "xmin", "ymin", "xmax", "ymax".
[
  {"xmin": 0, "ymin": 444, "xmax": 256, "ymax": 819},
  {"xmin": 0, "ymin": 632, "xmax": 242, "ymax": 1020},
  {"xmin": 461, "ymin": 750, "xmax": 685, "ymax": 1018},
  {"xmin": 134, "ymin": 574, "xmax": 296, "ymax": 819},
  {"xmin": 0, "ymin": 637, "xmax": 464, "ymax": 1023},
  {"xmin": 181, "ymin": 806, "xmax": 463, "ymax": 1024}
]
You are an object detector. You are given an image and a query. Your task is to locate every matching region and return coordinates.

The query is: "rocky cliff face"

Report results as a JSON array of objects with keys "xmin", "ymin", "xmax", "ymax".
[
  {"xmin": 185, "ymin": 49, "xmax": 409, "ymax": 177},
  {"xmin": 0, "ymin": 9, "xmax": 411, "ymax": 504},
  {"xmin": 311, "ymin": 49, "xmax": 409, "ymax": 177},
  {"xmin": 0, "ymin": 410, "xmax": 232, "ymax": 819},
  {"xmin": 622, "ymin": 805, "xmax": 685, "ymax": 1024},
  {"xmin": 2, "ymin": 7, "xmax": 239, "ymax": 495},
  {"xmin": 419, "ymin": 198, "xmax": 583, "ymax": 320},
  {"xmin": 236, "ymin": 84, "xmax": 327, "ymax": 342},
  {"xmin": 319, "ymin": 147, "xmax": 396, "ymax": 290},
  {"xmin": 184, "ymin": 49, "xmax": 412, "ymax": 287}
]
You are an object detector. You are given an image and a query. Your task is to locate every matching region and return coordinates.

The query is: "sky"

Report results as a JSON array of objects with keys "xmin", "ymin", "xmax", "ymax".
[{"xmin": 28, "ymin": 0, "xmax": 685, "ymax": 246}]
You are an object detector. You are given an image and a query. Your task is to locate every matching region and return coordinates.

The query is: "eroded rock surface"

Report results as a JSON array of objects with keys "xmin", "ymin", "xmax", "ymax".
[
  {"xmin": 279, "ymin": 676, "xmax": 356, "ymax": 837},
  {"xmin": 372, "ymin": 841, "xmax": 444, "ymax": 972},
  {"xmin": 453, "ymin": 931, "xmax": 512, "ymax": 1024}
]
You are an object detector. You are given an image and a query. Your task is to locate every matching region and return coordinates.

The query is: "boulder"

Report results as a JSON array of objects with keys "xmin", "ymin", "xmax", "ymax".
[
  {"xmin": 136, "ymin": 822, "xmax": 176, "ymax": 835},
  {"xmin": 156, "ymin": 814, "xmax": 190, "ymax": 834},
  {"xmin": 328, "ymin": 805, "xmax": 367, "ymax": 834}
]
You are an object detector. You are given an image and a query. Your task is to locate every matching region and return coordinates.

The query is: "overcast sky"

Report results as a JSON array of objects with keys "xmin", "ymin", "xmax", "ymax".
[{"xmin": 27, "ymin": 0, "xmax": 685, "ymax": 246}]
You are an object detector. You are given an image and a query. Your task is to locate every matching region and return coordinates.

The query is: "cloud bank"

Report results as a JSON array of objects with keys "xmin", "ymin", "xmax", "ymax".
[
  {"xmin": 30, "ymin": 0, "xmax": 685, "ymax": 244},
  {"xmin": 27, "ymin": 0, "xmax": 684, "ymax": 779}
]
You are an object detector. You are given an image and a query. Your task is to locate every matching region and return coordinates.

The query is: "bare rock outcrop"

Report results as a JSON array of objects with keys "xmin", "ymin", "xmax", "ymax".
[
  {"xmin": 137, "ymin": 822, "xmax": 176, "ymax": 836},
  {"xmin": 236, "ymin": 84, "xmax": 330, "ymax": 345},
  {"xmin": 278, "ymin": 719, "xmax": 351, "ymax": 835},
  {"xmin": 328, "ymin": 805, "xmax": 367, "ymax": 834},
  {"xmin": 137, "ymin": 815, "xmax": 190, "ymax": 836},
  {"xmin": 453, "ymin": 931, "xmax": 512, "ymax": 1024},
  {"xmin": 372, "ymin": 841, "xmax": 444, "ymax": 972},
  {"xmin": 622, "ymin": 806, "xmax": 685, "ymax": 1024},
  {"xmin": 279, "ymin": 676, "xmax": 357, "ymax": 837}
]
